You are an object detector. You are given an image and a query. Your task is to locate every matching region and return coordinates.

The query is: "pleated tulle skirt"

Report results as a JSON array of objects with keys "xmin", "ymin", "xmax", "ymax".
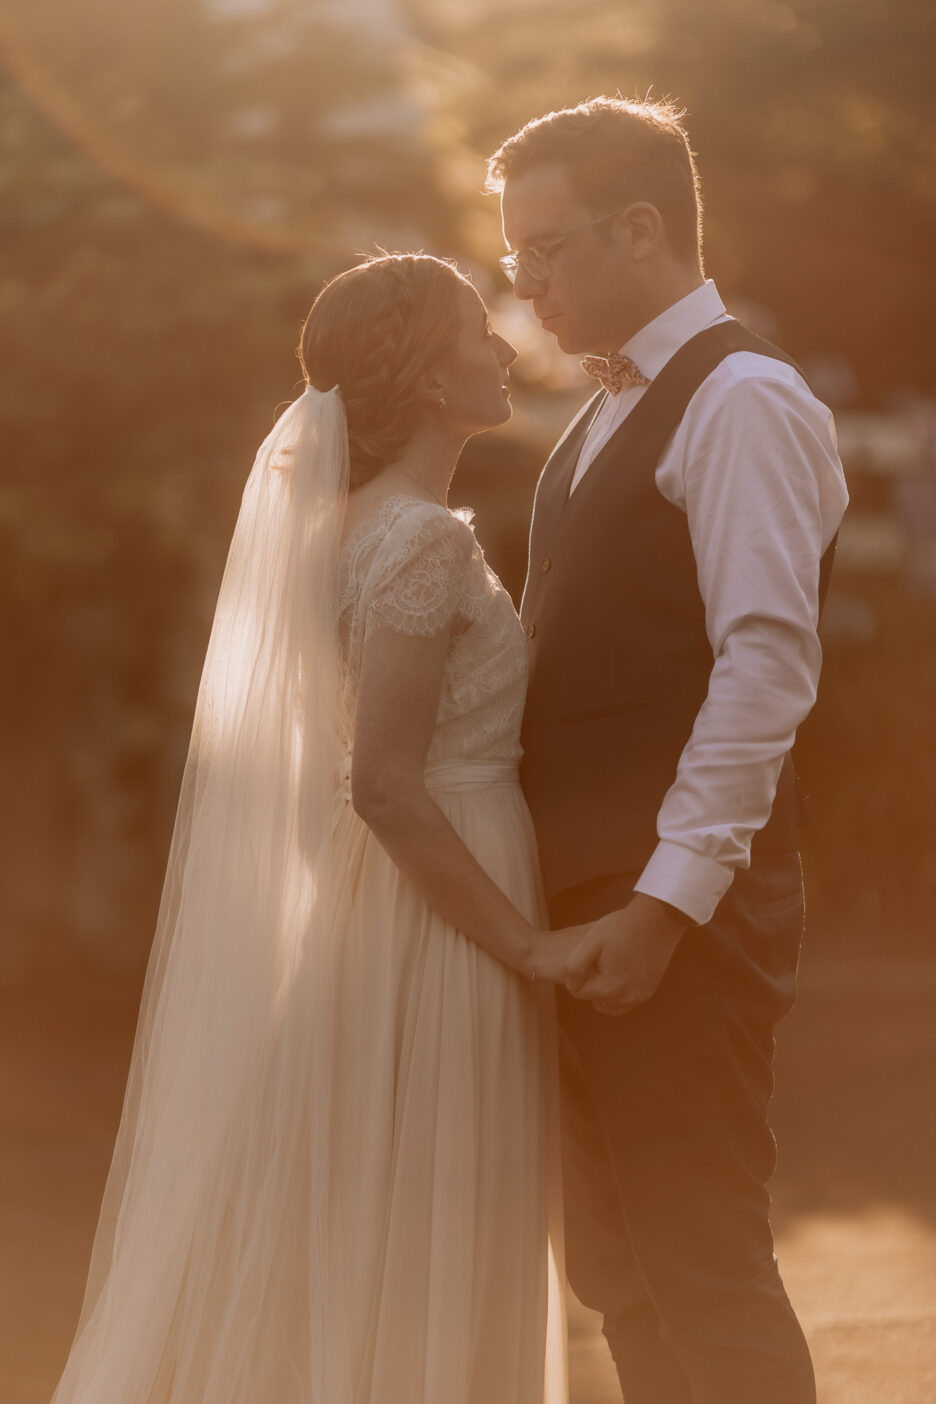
[
  {"xmin": 52, "ymin": 761, "xmax": 566, "ymax": 1404},
  {"xmin": 318, "ymin": 759, "xmax": 568, "ymax": 1404}
]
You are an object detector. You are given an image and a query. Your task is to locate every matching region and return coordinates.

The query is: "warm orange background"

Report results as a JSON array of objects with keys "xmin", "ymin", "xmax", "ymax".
[{"xmin": 1, "ymin": 3, "xmax": 934, "ymax": 1400}]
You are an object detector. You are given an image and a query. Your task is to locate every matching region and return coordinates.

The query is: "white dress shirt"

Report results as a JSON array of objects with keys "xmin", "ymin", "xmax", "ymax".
[{"xmin": 570, "ymin": 280, "xmax": 848, "ymax": 925}]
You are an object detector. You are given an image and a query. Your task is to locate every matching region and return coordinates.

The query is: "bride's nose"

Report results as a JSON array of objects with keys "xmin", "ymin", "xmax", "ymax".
[{"xmin": 497, "ymin": 336, "xmax": 518, "ymax": 368}]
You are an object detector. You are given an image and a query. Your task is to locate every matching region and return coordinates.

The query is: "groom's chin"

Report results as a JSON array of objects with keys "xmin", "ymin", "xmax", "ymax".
[{"xmin": 549, "ymin": 323, "xmax": 588, "ymax": 355}]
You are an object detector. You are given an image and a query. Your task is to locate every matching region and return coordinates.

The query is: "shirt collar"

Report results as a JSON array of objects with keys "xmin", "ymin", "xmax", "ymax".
[{"xmin": 620, "ymin": 280, "xmax": 727, "ymax": 381}]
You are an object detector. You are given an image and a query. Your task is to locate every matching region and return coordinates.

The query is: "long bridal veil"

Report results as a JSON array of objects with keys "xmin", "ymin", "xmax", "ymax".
[{"xmin": 53, "ymin": 386, "xmax": 350, "ymax": 1404}]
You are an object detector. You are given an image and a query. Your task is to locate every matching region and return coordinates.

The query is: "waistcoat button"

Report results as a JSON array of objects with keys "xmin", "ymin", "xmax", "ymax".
[
  {"xmin": 526, "ymin": 623, "xmax": 536, "ymax": 639},
  {"xmin": 541, "ymin": 557, "xmax": 551, "ymax": 572}
]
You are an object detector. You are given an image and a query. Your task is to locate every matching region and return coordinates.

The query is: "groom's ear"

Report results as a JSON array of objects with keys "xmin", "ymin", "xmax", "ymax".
[{"xmin": 612, "ymin": 202, "xmax": 665, "ymax": 263}]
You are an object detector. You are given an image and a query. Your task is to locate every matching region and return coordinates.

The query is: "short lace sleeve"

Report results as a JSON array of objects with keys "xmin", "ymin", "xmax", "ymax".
[{"xmin": 360, "ymin": 503, "xmax": 479, "ymax": 639}]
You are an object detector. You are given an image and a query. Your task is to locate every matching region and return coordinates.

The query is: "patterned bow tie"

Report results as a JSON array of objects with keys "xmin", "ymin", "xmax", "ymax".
[{"xmin": 580, "ymin": 352, "xmax": 650, "ymax": 395}]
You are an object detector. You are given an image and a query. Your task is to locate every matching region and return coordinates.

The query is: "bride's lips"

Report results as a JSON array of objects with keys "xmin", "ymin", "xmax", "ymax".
[{"xmin": 539, "ymin": 313, "xmax": 562, "ymax": 329}]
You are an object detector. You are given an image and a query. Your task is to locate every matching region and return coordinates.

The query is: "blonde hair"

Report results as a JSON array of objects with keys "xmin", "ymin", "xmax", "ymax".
[{"xmin": 299, "ymin": 253, "xmax": 468, "ymax": 489}]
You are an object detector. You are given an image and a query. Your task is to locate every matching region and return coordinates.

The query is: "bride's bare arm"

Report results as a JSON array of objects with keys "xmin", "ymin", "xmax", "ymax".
[{"xmin": 351, "ymin": 622, "xmax": 581, "ymax": 980}]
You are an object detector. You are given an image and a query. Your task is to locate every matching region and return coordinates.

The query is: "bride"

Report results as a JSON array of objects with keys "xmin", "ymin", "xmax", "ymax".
[{"xmin": 51, "ymin": 252, "xmax": 594, "ymax": 1404}]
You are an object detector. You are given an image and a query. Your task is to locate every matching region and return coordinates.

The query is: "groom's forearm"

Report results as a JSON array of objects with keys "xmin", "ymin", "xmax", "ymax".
[{"xmin": 633, "ymin": 617, "xmax": 817, "ymax": 925}]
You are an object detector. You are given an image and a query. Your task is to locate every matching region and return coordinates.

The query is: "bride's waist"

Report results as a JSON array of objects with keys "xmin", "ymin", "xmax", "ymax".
[
  {"xmin": 338, "ymin": 754, "xmax": 520, "ymax": 799},
  {"xmin": 424, "ymin": 757, "xmax": 520, "ymax": 793}
]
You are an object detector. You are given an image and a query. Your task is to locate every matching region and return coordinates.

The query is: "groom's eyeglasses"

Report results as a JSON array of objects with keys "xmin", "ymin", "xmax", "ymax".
[{"xmin": 498, "ymin": 206, "xmax": 631, "ymax": 284}]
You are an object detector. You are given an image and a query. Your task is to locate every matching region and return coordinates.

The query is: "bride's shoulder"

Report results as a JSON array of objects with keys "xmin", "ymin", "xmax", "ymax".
[
  {"xmin": 339, "ymin": 494, "xmax": 485, "ymax": 636},
  {"xmin": 342, "ymin": 493, "xmax": 475, "ymax": 572}
]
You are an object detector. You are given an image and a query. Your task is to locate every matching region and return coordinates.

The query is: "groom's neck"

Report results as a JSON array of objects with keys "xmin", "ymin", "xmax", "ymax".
[{"xmin": 603, "ymin": 263, "xmax": 705, "ymax": 353}]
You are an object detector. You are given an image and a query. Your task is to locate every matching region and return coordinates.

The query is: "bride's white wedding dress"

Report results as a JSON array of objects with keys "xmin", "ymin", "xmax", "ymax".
[
  {"xmin": 326, "ymin": 495, "xmax": 566, "ymax": 1403},
  {"xmin": 53, "ymin": 488, "xmax": 566, "ymax": 1404}
]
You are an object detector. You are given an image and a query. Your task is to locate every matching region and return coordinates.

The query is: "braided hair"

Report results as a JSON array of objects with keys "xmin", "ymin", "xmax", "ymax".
[{"xmin": 299, "ymin": 253, "xmax": 468, "ymax": 489}]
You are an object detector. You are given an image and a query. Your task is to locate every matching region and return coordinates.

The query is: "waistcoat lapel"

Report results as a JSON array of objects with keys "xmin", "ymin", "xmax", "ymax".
[
  {"xmin": 521, "ymin": 390, "xmax": 604, "ymax": 622},
  {"xmin": 533, "ymin": 390, "xmax": 604, "ymax": 539}
]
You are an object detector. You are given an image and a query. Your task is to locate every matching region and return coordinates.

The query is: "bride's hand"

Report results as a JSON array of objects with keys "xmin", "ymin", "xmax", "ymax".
[{"xmin": 530, "ymin": 923, "xmax": 603, "ymax": 989}]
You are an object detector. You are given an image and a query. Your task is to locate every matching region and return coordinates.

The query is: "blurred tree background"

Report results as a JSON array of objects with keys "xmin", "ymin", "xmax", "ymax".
[{"xmin": 0, "ymin": 0, "xmax": 934, "ymax": 978}]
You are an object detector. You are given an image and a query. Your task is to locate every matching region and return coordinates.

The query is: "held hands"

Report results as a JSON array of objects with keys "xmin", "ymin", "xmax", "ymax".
[
  {"xmin": 530, "ymin": 922, "xmax": 598, "ymax": 987},
  {"xmin": 555, "ymin": 895, "xmax": 689, "ymax": 1016}
]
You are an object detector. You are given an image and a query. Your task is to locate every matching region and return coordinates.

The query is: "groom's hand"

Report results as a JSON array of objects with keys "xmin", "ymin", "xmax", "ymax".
[
  {"xmin": 565, "ymin": 895, "xmax": 689, "ymax": 1016},
  {"xmin": 531, "ymin": 923, "xmax": 600, "ymax": 986}
]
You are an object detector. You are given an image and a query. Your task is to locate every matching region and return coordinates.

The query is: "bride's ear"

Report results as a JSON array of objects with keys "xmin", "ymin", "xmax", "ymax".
[{"xmin": 415, "ymin": 368, "xmax": 447, "ymax": 407}]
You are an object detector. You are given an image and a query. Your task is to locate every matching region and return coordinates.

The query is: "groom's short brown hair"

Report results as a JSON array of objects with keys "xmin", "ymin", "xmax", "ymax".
[{"xmin": 486, "ymin": 96, "xmax": 703, "ymax": 266}]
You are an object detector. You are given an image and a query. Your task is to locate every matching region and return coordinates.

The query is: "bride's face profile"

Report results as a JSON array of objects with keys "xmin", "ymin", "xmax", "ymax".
[{"xmin": 430, "ymin": 284, "xmax": 518, "ymax": 436}]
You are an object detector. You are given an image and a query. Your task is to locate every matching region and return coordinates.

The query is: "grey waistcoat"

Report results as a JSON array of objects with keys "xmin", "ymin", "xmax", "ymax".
[{"xmin": 519, "ymin": 321, "xmax": 836, "ymax": 903}]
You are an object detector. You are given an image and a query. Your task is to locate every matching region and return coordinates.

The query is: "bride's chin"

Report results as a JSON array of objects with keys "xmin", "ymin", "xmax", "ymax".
[{"xmin": 480, "ymin": 399, "xmax": 513, "ymax": 429}]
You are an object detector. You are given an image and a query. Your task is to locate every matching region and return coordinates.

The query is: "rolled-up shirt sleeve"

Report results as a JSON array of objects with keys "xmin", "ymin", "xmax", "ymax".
[{"xmin": 633, "ymin": 366, "xmax": 849, "ymax": 925}]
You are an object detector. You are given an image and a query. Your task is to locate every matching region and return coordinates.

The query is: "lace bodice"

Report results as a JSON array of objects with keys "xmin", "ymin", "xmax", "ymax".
[{"xmin": 337, "ymin": 496, "xmax": 528, "ymax": 765}]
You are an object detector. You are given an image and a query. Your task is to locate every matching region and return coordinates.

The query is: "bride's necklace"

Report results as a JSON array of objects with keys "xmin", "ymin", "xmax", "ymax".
[{"xmin": 389, "ymin": 468, "xmax": 446, "ymax": 507}]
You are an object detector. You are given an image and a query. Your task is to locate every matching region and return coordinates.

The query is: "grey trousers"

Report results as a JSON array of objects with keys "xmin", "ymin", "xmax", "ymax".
[{"xmin": 550, "ymin": 853, "xmax": 816, "ymax": 1404}]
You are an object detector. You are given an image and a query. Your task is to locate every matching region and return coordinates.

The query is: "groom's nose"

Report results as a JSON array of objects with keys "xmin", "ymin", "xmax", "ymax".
[{"xmin": 512, "ymin": 264, "xmax": 546, "ymax": 301}]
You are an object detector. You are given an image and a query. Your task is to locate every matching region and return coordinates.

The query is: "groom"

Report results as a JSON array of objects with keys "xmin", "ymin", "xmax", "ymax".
[{"xmin": 488, "ymin": 99, "xmax": 847, "ymax": 1402}]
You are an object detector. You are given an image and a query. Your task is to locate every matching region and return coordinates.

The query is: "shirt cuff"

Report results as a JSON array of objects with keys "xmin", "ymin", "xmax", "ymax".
[{"xmin": 633, "ymin": 840, "xmax": 736, "ymax": 927}]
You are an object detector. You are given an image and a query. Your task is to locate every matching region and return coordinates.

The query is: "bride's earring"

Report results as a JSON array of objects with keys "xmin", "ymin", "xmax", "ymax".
[{"xmin": 439, "ymin": 397, "xmax": 448, "ymax": 411}]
